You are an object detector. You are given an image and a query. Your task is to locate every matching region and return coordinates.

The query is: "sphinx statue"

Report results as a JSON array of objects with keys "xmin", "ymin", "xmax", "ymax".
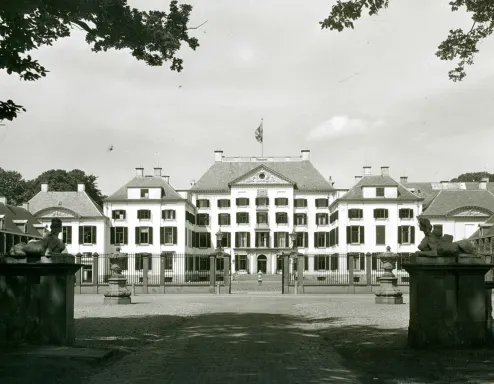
[
  {"xmin": 7, "ymin": 218, "xmax": 68, "ymax": 260},
  {"xmin": 416, "ymin": 217, "xmax": 476, "ymax": 257}
]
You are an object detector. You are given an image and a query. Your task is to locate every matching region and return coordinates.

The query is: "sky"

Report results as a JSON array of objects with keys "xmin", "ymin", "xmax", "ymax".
[{"xmin": 2, "ymin": 0, "xmax": 494, "ymax": 195}]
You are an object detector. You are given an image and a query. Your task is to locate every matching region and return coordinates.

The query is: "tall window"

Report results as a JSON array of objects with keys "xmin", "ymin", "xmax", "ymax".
[
  {"xmin": 329, "ymin": 228, "xmax": 339, "ymax": 246},
  {"xmin": 294, "ymin": 213, "xmax": 307, "ymax": 226},
  {"xmin": 197, "ymin": 232, "xmax": 211, "ymax": 248},
  {"xmin": 398, "ymin": 226, "xmax": 415, "ymax": 244},
  {"xmin": 160, "ymin": 227, "xmax": 177, "ymax": 245},
  {"xmin": 218, "ymin": 213, "xmax": 231, "ymax": 226},
  {"xmin": 295, "ymin": 232, "xmax": 309, "ymax": 247},
  {"xmin": 62, "ymin": 226, "xmax": 72, "ymax": 244},
  {"xmin": 162, "ymin": 252, "xmax": 173, "ymax": 270},
  {"xmin": 135, "ymin": 227, "xmax": 153, "ymax": 245},
  {"xmin": 135, "ymin": 253, "xmax": 152, "ymax": 270},
  {"xmin": 255, "ymin": 232, "xmax": 269, "ymax": 247},
  {"xmin": 256, "ymin": 212, "xmax": 268, "ymax": 224},
  {"xmin": 274, "ymin": 232, "xmax": 289, "ymax": 248},
  {"xmin": 235, "ymin": 255, "xmax": 248, "ymax": 271},
  {"xmin": 236, "ymin": 212, "xmax": 250, "ymax": 224},
  {"xmin": 197, "ymin": 214, "xmax": 209, "ymax": 226},
  {"xmin": 330, "ymin": 211, "xmax": 339, "ymax": 223},
  {"xmin": 276, "ymin": 212, "xmax": 288, "ymax": 225},
  {"xmin": 314, "ymin": 232, "xmax": 329, "ymax": 248},
  {"xmin": 315, "ymin": 255, "xmax": 338, "ymax": 271},
  {"xmin": 316, "ymin": 213, "xmax": 329, "ymax": 225},
  {"xmin": 235, "ymin": 232, "xmax": 250, "ymax": 247},
  {"xmin": 219, "ymin": 232, "xmax": 231, "ymax": 248},
  {"xmin": 347, "ymin": 226, "xmax": 364, "ymax": 245},
  {"xmin": 111, "ymin": 227, "xmax": 128, "ymax": 245},
  {"xmin": 137, "ymin": 209, "xmax": 151, "ymax": 220},
  {"xmin": 79, "ymin": 226, "xmax": 97, "ymax": 245},
  {"xmin": 376, "ymin": 225, "xmax": 386, "ymax": 245}
]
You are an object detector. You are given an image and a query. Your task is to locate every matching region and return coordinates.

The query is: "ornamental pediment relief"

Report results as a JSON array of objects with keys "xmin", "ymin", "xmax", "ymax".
[
  {"xmin": 232, "ymin": 168, "xmax": 293, "ymax": 186},
  {"xmin": 449, "ymin": 207, "xmax": 492, "ymax": 217},
  {"xmin": 37, "ymin": 207, "xmax": 78, "ymax": 218}
]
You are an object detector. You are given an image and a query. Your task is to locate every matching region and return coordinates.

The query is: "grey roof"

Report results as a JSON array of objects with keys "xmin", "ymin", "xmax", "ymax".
[
  {"xmin": 29, "ymin": 191, "xmax": 104, "ymax": 217},
  {"xmin": 469, "ymin": 213, "xmax": 494, "ymax": 239},
  {"xmin": 420, "ymin": 190, "xmax": 494, "ymax": 217},
  {"xmin": 336, "ymin": 175, "xmax": 422, "ymax": 201},
  {"xmin": 190, "ymin": 161, "xmax": 334, "ymax": 192},
  {"xmin": 106, "ymin": 176, "xmax": 185, "ymax": 202},
  {"xmin": 0, "ymin": 203, "xmax": 43, "ymax": 237}
]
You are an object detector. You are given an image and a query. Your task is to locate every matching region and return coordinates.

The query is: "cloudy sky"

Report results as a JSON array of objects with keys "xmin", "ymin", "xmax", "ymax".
[{"xmin": 2, "ymin": 0, "xmax": 494, "ymax": 195}]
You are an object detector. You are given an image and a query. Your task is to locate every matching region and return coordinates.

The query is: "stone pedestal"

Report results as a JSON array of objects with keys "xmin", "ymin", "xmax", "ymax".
[
  {"xmin": 0, "ymin": 254, "xmax": 82, "ymax": 346},
  {"xmin": 375, "ymin": 247, "xmax": 403, "ymax": 304},
  {"xmin": 103, "ymin": 248, "xmax": 131, "ymax": 305},
  {"xmin": 404, "ymin": 254, "xmax": 493, "ymax": 349}
]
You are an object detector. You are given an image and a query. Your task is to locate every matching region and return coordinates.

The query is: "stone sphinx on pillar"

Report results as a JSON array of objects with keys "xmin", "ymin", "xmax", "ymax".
[{"xmin": 404, "ymin": 217, "xmax": 493, "ymax": 348}]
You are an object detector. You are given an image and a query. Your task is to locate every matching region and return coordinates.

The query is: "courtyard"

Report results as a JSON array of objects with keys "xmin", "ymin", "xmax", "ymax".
[{"xmin": 1, "ymin": 294, "xmax": 494, "ymax": 384}]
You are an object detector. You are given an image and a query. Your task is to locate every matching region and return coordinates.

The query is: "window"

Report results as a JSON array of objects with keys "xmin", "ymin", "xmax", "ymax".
[
  {"xmin": 294, "ymin": 213, "xmax": 307, "ymax": 226},
  {"xmin": 314, "ymin": 232, "xmax": 330, "ymax": 248},
  {"xmin": 0, "ymin": 217, "xmax": 4, "ymax": 230},
  {"xmin": 315, "ymin": 198, "xmax": 329, "ymax": 208},
  {"xmin": 294, "ymin": 198, "xmax": 307, "ymax": 208},
  {"xmin": 219, "ymin": 232, "xmax": 231, "ymax": 248},
  {"xmin": 62, "ymin": 226, "xmax": 72, "ymax": 244},
  {"xmin": 196, "ymin": 232, "xmax": 211, "ymax": 248},
  {"xmin": 217, "ymin": 199, "xmax": 231, "ymax": 208},
  {"xmin": 314, "ymin": 255, "xmax": 339, "ymax": 271},
  {"xmin": 135, "ymin": 253, "xmax": 152, "ymax": 271},
  {"xmin": 218, "ymin": 213, "xmax": 231, "ymax": 226},
  {"xmin": 274, "ymin": 232, "xmax": 289, "ymax": 248},
  {"xmin": 276, "ymin": 212, "xmax": 288, "ymax": 225},
  {"xmin": 330, "ymin": 211, "xmax": 339, "ymax": 223},
  {"xmin": 398, "ymin": 226, "xmax": 415, "ymax": 244},
  {"xmin": 236, "ymin": 198, "xmax": 250, "ymax": 207},
  {"xmin": 235, "ymin": 232, "xmax": 250, "ymax": 247},
  {"xmin": 376, "ymin": 225, "xmax": 386, "ymax": 245},
  {"xmin": 256, "ymin": 212, "xmax": 268, "ymax": 224},
  {"xmin": 255, "ymin": 232, "xmax": 270, "ymax": 247},
  {"xmin": 295, "ymin": 232, "xmax": 309, "ymax": 247},
  {"xmin": 236, "ymin": 212, "xmax": 250, "ymax": 224},
  {"xmin": 135, "ymin": 227, "xmax": 153, "ymax": 245},
  {"xmin": 329, "ymin": 228, "xmax": 339, "ymax": 246},
  {"xmin": 162, "ymin": 210, "xmax": 176, "ymax": 220},
  {"xmin": 197, "ymin": 213, "xmax": 209, "ymax": 226},
  {"xmin": 160, "ymin": 227, "xmax": 177, "ymax": 245},
  {"xmin": 373, "ymin": 209, "xmax": 388, "ymax": 219},
  {"xmin": 216, "ymin": 257, "xmax": 224, "ymax": 271},
  {"xmin": 110, "ymin": 227, "xmax": 128, "ymax": 245},
  {"xmin": 112, "ymin": 210, "xmax": 126, "ymax": 220},
  {"xmin": 235, "ymin": 255, "xmax": 248, "ymax": 271},
  {"xmin": 275, "ymin": 197, "xmax": 288, "ymax": 207},
  {"xmin": 399, "ymin": 209, "xmax": 414, "ymax": 219},
  {"xmin": 196, "ymin": 199, "xmax": 210, "ymax": 208},
  {"xmin": 347, "ymin": 253, "xmax": 365, "ymax": 271},
  {"xmin": 186, "ymin": 211, "xmax": 196, "ymax": 225},
  {"xmin": 316, "ymin": 213, "xmax": 329, "ymax": 225},
  {"xmin": 347, "ymin": 226, "xmax": 364, "ymax": 245},
  {"xmin": 376, "ymin": 187, "xmax": 385, "ymax": 197},
  {"xmin": 348, "ymin": 209, "xmax": 363, "ymax": 219},
  {"xmin": 255, "ymin": 197, "xmax": 269, "ymax": 207},
  {"xmin": 140, "ymin": 188, "xmax": 149, "ymax": 198},
  {"xmin": 79, "ymin": 226, "xmax": 97, "ymax": 245},
  {"xmin": 137, "ymin": 209, "xmax": 151, "ymax": 220},
  {"xmin": 162, "ymin": 252, "xmax": 173, "ymax": 270}
]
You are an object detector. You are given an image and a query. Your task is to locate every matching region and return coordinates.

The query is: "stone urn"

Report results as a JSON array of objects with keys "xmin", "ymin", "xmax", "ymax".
[
  {"xmin": 375, "ymin": 246, "xmax": 403, "ymax": 304},
  {"xmin": 103, "ymin": 247, "xmax": 131, "ymax": 305}
]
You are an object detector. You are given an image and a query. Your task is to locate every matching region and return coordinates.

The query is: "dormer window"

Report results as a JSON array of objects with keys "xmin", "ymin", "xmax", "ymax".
[
  {"xmin": 13, "ymin": 219, "xmax": 28, "ymax": 233},
  {"xmin": 0, "ymin": 215, "xmax": 4, "ymax": 230},
  {"xmin": 376, "ymin": 187, "xmax": 385, "ymax": 197},
  {"xmin": 141, "ymin": 189, "xmax": 149, "ymax": 199}
]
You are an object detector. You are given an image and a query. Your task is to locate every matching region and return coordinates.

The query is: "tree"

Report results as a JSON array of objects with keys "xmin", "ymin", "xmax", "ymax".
[
  {"xmin": 320, "ymin": 0, "xmax": 494, "ymax": 82},
  {"xmin": 0, "ymin": 168, "xmax": 28, "ymax": 206},
  {"xmin": 23, "ymin": 169, "xmax": 106, "ymax": 207},
  {"xmin": 450, "ymin": 172, "xmax": 494, "ymax": 182},
  {"xmin": 0, "ymin": 0, "xmax": 201, "ymax": 123}
]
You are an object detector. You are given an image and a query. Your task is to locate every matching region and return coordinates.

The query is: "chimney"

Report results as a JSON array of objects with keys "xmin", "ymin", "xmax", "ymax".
[
  {"xmin": 381, "ymin": 166, "xmax": 389, "ymax": 176},
  {"xmin": 22, "ymin": 202, "xmax": 29, "ymax": 211},
  {"xmin": 190, "ymin": 180, "xmax": 196, "ymax": 186},
  {"xmin": 136, "ymin": 167, "xmax": 144, "ymax": 177},
  {"xmin": 363, "ymin": 166, "xmax": 371, "ymax": 176},
  {"xmin": 440, "ymin": 180, "xmax": 449, "ymax": 189},
  {"xmin": 163, "ymin": 175, "xmax": 170, "ymax": 183},
  {"xmin": 0, "ymin": 196, "xmax": 6, "ymax": 205},
  {"xmin": 77, "ymin": 183, "xmax": 85, "ymax": 192},
  {"xmin": 328, "ymin": 176, "xmax": 335, "ymax": 187},
  {"xmin": 154, "ymin": 167, "xmax": 162, "ymax": 177},
  {"xmin": 480, "ymin": 177, "xmax": 489, "ymax": 190},
  {"xmin": 355, "ymin": 175, "xmax": 363, "ymax": 182},
  {"xmin": 214, "ymin": 150, "xmax": 224, "ymax": 162},
  {"xmin": 301, "ymin": 149, "xmax": 310, "ymax": 161},
  {"xmin": 40, "ymin": 182, "xmax": 48, "ymax": 192},
  {"xmin": 400, "ymin": 176, "xmax": 408, "ymax": 184}
]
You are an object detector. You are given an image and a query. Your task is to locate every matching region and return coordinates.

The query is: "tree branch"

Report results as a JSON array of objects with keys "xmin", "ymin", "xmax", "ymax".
[
  {"xmin": 187, "ymin": 20, "xmax": 208, "ymax": 30},
  {"xmin": 71, "ymin": 20, "xmax": 94, "ymax": 33}
]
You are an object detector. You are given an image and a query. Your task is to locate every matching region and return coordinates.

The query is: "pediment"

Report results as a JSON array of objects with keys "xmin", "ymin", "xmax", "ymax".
[
  {"xmin": 447, "ymin": 207, "xmax": 493, "ymax": 217},
  {"xmin": 35, "ymin": 207, "xmax": 80, "ymax": 218},
  {"xmin": 229, "ymin": 165, "xmax": 295, "ymax": 186}
]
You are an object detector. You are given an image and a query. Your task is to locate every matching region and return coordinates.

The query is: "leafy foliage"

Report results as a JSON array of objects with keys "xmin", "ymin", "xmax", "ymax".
[
  {"xmin": 0, "ymin": 0, "xmax": 199, "ymax": 122},
  {"xmin": 450, "ymin": 172, "xmax": 494, "ymax": 182},
  {"xmin": 320, "ymin": 0, "xmax": 494, "ymax": 81},
  {"xmin": 0, "ymin": 168, "xmax": 106, "ymax": 207}
]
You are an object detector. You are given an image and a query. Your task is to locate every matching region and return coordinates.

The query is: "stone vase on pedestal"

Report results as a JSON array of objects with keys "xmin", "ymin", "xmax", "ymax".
[
  {"xmin": 104, "ymin": 248, "xmax": 131, "ymax": 305},
  {"xmin": 375, "ymin": 247, "xmax": 403, "ymax": 304}
]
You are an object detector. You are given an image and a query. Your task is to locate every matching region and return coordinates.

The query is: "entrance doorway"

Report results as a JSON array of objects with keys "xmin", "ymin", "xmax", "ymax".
[{"xmin": 257, "ymin": 255, "xmax": 267, "ymax": 273}]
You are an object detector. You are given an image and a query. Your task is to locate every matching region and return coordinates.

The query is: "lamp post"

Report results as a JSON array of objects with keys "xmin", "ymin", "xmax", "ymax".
[
  {"xmin": 214, "ymin": 230, "xmax": 228, "ymax": 293},
  {"xmin": 289, "ymin": 231, "xmax": 301, "ymax": 294}
]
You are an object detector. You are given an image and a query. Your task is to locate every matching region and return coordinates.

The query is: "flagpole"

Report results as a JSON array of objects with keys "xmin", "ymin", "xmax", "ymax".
[{"xmin": 261, "ymin": 118, "xmax": 264, "ymax": 157}]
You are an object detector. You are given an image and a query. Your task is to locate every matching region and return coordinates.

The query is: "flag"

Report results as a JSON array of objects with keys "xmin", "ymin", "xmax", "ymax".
[{"xmin": 255, "ymin": 119, "xmax": 263, "ymax": 143}]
